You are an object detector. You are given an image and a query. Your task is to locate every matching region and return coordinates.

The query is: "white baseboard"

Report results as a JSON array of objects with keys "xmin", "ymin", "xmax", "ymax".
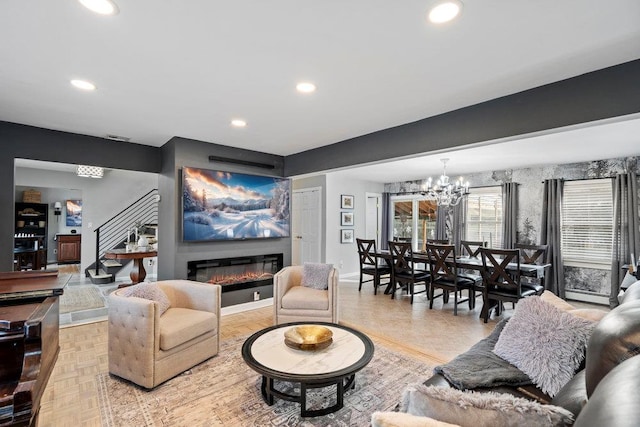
[
  {"xmin": 221, "ymin": 298, "xmax": 273, "ymax": 316},
  {"xmin": 565, "ymin": 290, "xmax": 609, "ymax": 306}
]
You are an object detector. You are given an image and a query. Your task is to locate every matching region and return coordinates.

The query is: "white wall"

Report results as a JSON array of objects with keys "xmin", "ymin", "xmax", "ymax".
[
  {"xmin": 325, "ymin": 174, "xmax": 384, "ymax": 276},
  {"xmin": 15, "ymin": 166, "xmax": 157, "ymax": 271}
]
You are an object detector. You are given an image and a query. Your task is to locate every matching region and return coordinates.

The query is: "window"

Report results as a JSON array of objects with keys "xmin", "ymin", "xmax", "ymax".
[
  {"xmin": 561, "ymin": 179, "xmax": 613, "ymax": 268},
  {"xmin": 465, "ymin": 186, "xmax": 503, "ymax": 248}
]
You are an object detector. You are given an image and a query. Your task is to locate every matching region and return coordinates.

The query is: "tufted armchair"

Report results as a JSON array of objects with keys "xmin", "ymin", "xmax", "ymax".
[
  {"xmin": 273, "ymin": 265, "xmax": 338, "ymax": 325},
  {"xmin": 108, "ymin": 280, "xmax": 221, "ymax": 389}
]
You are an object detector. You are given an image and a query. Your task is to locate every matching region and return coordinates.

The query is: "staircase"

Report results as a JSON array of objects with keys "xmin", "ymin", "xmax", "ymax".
[{"xmin": 86, "ymin": 189, "xmax": 159, "ymax": 284}]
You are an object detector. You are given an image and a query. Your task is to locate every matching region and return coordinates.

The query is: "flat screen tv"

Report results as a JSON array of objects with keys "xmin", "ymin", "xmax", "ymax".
[{"xmin": 182, "ymin": 167, "xmax": 290, "ymax": 241}]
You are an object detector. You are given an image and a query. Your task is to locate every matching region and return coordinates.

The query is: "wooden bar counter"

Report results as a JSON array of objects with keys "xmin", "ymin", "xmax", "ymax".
[{"xmin": 0, "ymin": 270, "xmax": 69, "ymax": 426}]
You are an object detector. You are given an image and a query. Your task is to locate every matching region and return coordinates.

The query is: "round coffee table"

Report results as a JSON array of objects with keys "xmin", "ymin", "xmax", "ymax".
[{"xmin": 241, "ymin": 322, "xmax": 374, "ymax": 417}]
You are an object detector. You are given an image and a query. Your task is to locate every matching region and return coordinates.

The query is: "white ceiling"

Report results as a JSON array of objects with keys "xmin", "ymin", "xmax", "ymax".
[{"xmin": 3, "ymin": 1, "xmax": 640, "ymax": 180}]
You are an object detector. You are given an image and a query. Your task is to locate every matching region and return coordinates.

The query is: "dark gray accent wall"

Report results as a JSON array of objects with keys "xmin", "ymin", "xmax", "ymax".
[
  {"xmin": 156, "ymin": 136, "xmax": 291, "ymax": 281},
  {"xmin": 284, "ymin": 59, "xmax": 640, "ymax": 177},
  {"xmin": 0, "ymin": 121, "xmax": 161, "ymax": 271},
  {"xmin": 2, "ymin": 60, "xmax": 639, "ymax": 274}
]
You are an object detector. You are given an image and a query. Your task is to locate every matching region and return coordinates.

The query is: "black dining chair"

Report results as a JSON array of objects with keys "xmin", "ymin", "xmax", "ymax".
[
  {"xmin": 460, "ymin": 240, "xmax": 487, "ymax": 258},
  {"xmin": 356, "ymin": 238, "xmax": 391, "ymax": 295},
  {"xmin": 515, "ymin": 243, "xmax": 549, "ymax": 289},
  {"xmin": 457, "ymin": 240, "xmax": 487, "ymax": 298},
  {"xmin": 426, "ymin": 243, "xmax": 477, "ymax": 315},
  {"xmin": 388, "ymin": 241, "xmax": 430, "ymax": 304},
  {"xmin": 479, "ymin": 247, "xmax": 544, "ymax": 322}
]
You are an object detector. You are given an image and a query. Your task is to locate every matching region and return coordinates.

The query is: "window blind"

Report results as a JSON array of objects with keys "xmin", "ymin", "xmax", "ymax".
[
  {"xmin": 465, "ymin": 186, "xmax": 503, "ymax": 248},
  {"xmin": 561, "ymin": 179, "xmax": 613, "ymax": 267}
]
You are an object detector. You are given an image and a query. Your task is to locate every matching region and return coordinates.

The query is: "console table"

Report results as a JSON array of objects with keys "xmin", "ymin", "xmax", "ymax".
[{"xmin": 105, "ymin": 249, "xmax": 157, "ymax": 286}]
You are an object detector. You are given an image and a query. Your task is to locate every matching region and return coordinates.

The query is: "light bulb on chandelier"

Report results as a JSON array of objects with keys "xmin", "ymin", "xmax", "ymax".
[{"xmin": 421, "ymin": 158, "xmax": 469, "ymax": 206}]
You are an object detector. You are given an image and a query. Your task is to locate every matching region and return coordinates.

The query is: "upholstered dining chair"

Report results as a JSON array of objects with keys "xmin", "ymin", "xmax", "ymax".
[
  {"xmin": 479, "ymin": 248, "xmax": 544, "ymax": 322},
  {"xmin": 460, "ymin": 240, "xmax": 487, "ymax": 258},
  {"xmin": 458, "ymin": 240, "xmax": 487, "ymax": 290},
  {"xmin": 108, "ymin": 280, "xmax": 221, "ymax": 389},
  {"xmin": 426, "ymin": 243, "xmax": 478, "ymax": 315},
  {"xmin": 357, "ymin": 238, "xmax": 391, "ymax": 295},
  {"xmin": 388, "ymin": 241, "xmax": 429, "ymax": 304},
  {"xmin": 273, "ymin": 264, "xmax": 339, "ymax": 325},
  {"xmin": 515, "ymin": 243, "xmax": 549, "ymax": 288},
  {"xmin": 427, "ymin": 239, "xmax": 449, "ymax": 245}
]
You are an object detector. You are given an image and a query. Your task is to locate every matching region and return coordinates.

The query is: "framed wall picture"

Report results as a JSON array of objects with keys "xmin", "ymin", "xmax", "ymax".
[
  {"xmin": 341, "ymin": 194, "xmax": 354, "ymax": 209},
  {"xmin": 65, "ymin": 199, "xmax": 82, "ymax": 226},
  {"xmin": 340, "ymin": 229, "xmax": 354, "ymax": 244},
  {"xmin": 340, "ymin": 211, "xmax": 354, "ymax": 226}
]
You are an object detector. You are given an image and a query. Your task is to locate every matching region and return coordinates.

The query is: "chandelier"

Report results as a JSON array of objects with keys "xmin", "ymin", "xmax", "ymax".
[
  {"xmin": 421, "ymin": 158, "xmax": 469, "ymax": 206},
  {"xmin": 76, "ymin": 165, "xmax": 104, "ymax": 178}
]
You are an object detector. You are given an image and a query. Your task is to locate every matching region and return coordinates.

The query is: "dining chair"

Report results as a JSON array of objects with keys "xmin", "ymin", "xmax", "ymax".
[
  {"xmin": 479, "ymin": 247, "xmax": 544, "ymax": 323},
  {"xmin": 457, "ymin": 240, "xmax": 487, "ymax": 301},
  {"xmin": 388, "ymin": 241, "xmax": 430, "ymax": 304},
  {"xmin": 460, "ymin": 240, "xmax": 487, "ymax": 258},
  {"xmin": 356, "ymin": 238, "xmax": 391, "ymax": 295},
  {"xmin": 427, "ymin": 239, "xmax": 449, "ymax": 245},
  {"xmin": 515, "ymin": 243, "xmax": 549, "ymax": 288},
  {"xmin": 426, "ymin": 243, "xmax": 478, "ymax": 315}
]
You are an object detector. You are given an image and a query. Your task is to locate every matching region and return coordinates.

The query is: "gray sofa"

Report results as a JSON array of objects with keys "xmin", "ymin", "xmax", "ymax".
[{"xmin": 372, "ymin": 280, "xmax": 640, "ymax": 426}]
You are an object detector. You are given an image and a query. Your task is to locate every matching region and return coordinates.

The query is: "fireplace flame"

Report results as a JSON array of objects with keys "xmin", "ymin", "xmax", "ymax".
[{"xmin": 207, "ymin": 272, "xmax": 273, "ymax": 286}]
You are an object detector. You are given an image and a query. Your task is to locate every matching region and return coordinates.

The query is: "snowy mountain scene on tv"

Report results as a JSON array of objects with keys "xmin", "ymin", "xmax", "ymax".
[{"xmin": 182, "ymin": 167, "xmax": 290, "ymax": 241}]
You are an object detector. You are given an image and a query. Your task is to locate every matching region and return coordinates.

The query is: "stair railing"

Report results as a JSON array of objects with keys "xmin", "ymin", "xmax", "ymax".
[{"xmin": 93, "ymin": 189, "xmax": 159, "ymax": 275}]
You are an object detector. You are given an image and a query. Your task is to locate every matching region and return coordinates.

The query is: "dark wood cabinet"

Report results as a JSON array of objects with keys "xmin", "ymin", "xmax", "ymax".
[{"xmin": 57, "ymin": 234, "xmax": 81, "ymax": 263}]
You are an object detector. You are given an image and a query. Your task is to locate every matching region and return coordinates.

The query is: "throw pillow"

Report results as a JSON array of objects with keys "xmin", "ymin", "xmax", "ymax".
[
  {"xmin": 493, "ymin": 296, "xmax": 595, "ymax": 397},
  {"xmin": 401, "ymin": 384, "xmax": 574, "ymax": 427},
  {"xmin": 371, "ymin": 411, "xmax": 460, "ymax": 427},
  {"xmin": 120, "ymin": 282, "xmax": 171, "ymax": 315},
  {"xmin": 301, "ymin": 262, "xmax": 333, "ymax": 290},
  {"xmin": 540, "ymin": 290, "xmax": 575, "ymax": 311},
  {"xmin": 568, "ymin": 308, "xmax": 608, "ymax": 322}
]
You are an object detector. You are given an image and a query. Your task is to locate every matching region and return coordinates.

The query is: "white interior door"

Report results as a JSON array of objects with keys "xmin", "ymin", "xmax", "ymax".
[
  {"xmin": 292, "ymin": 188, "xmax": 321, "ymax": 265},
  {"xmin": 365, "ymin": 193, "xmax": 382, "ymax": 246}
]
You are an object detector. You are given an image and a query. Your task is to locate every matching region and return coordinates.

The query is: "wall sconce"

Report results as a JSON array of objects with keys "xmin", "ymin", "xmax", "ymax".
[{"xmin": 54, "ymin": 202, "xmax": 62, "ymax": 221}]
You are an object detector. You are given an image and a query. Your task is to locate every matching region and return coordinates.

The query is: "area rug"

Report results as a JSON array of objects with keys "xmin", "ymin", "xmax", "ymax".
[
  {"xmin": 59, "ymin": 285, "xmax": 105, "ymax": 314},
  {"xmin": 96, "ymin": 334, "xmax": 435, "ymax": 426}
]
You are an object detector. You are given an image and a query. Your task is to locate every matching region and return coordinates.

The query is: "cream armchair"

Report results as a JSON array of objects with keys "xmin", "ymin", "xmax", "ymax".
[
  {"xmin": 108, "ymin": 280, "xmax": 221, "ymax": 389},
  {"xmin": 273, "ymin": 265, "xmax": 338, "ymax": 325}
]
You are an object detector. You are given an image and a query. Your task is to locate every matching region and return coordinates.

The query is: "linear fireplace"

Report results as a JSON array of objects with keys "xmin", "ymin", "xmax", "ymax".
[{"xmin": 187, "ymin": 254, "xmax": 283, "ymax": 307}]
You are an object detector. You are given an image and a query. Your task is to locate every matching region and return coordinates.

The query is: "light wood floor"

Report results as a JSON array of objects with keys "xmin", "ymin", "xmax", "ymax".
[{"xmin": 37, "ymin": 278, "xmax": 603, "ymax": 426}]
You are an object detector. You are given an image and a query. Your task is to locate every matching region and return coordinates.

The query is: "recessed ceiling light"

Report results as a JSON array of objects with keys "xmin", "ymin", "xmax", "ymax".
[
  {"xmin": 296, "ymin": 82, "xmax": 316, "ymax": 93},
  {"xmin": 70, "ymin": 79, "xmax": 96, "ymax": 91},
  {"xmin": 231, "ymin": 119, "xmax": 247, "ymax": 128},
  {"xmin": 428, "ymin": 1, "xmax": 462, "ymax": 24},
  {"xmin": 78, "ymin": 0, "xmax": 119, "ymax": 15}
]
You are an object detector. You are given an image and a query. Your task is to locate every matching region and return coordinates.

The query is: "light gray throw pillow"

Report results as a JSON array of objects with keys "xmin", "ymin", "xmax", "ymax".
[
  {"xmin": 401, "ymin": 384, "xmax": 574, "ymax": 427},
  {"xmin": 301, "ymin": 262, "xmax": 333, "ymax": 290},
  {"xmin": 493, "ymin": 296, "xmax": 595, "ymax": 397},
  {"xmin": 120, "ymin": 282, "xmax": 171, "ymax": 315}
]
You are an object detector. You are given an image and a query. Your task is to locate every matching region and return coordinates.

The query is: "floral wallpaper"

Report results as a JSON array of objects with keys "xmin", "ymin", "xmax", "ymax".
[{"xmin": 385, "ymin": 156, "xmax": 640, "ymax": 296}]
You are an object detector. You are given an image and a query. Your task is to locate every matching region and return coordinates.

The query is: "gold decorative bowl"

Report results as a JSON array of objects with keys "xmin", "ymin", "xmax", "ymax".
[{"xmin": 284, "ymin": 325, "xmax": 333, "ymax": 351}]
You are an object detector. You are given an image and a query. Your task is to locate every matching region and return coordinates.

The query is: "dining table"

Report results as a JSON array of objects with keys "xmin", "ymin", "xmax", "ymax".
[{"xmin": 374, "ymin": 249, "xmax": 551, "ymax": 317}]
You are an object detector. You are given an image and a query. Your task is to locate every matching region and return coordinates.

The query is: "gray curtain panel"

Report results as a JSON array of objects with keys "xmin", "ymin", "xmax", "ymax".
[
  {"xmin": 502, "ymin": 183, "xmax": 518, "ymax": 249},
  {"xmin": 610, "ymin": 172, "xmax": 640, "ymax": 307},
  {"xmin": 381, "ymin": 192, "xmax": 391, "ymax": 250},
  {"xmin": 452, "ymin": 198, "xmax": 467, "ymax": 253},
  {"xmin": 435, "ymin": 205, "xmax": 448, "ymax": 241},
  {"xmin": 540, "ymin": 179, "xmax": 565, "ymax": 298}
]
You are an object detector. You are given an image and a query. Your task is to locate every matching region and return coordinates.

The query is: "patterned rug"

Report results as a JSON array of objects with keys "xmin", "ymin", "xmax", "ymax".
[
  {"xmin": 96, "ymin": 334, "xmax": 435, "ymax": 426},
  {"xmin": 59, "ymin": 285, "xmax": 105, "ymax": 314}
]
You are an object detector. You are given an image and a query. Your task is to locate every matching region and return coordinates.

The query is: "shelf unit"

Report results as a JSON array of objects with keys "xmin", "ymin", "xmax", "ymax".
[{"xmin": 14, "ymin": 202, "xmax": 48, "ymax": 270}]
